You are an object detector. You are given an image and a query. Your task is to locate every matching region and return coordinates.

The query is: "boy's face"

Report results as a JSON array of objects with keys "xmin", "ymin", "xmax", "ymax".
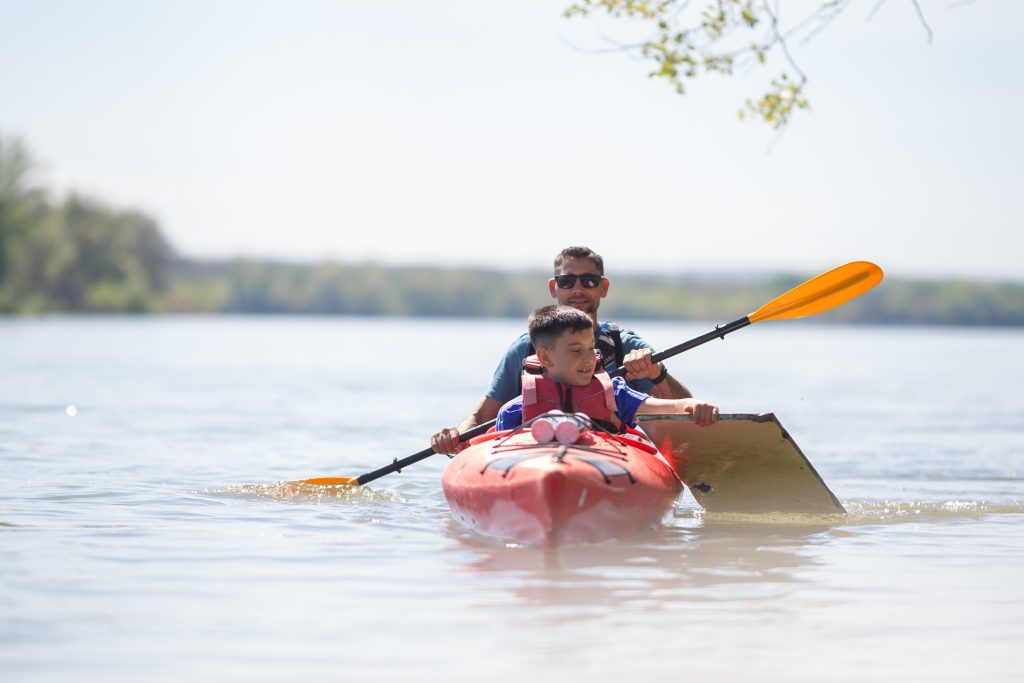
[{"xmin": 538, "ymin": 328, "xmax": 596, "ymax": 387}]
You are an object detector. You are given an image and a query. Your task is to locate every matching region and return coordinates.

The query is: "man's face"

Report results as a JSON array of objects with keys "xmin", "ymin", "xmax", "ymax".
[
  {"xmin": 538, "ymin": 328, "xmax": 597, "ymax": 387},
  {"xmin": 548, "ymin": 257, "xmax": 609, "ymax": 315}
]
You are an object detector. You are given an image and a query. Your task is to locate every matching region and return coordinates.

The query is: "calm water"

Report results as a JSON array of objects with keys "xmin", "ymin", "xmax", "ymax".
[{"xmin": 2, "ymin": 316, "xmax": 1022, "ymax": 682}]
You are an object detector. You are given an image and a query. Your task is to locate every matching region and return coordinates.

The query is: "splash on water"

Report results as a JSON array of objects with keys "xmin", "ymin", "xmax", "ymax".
[
  {"xmin": 674, "ymin": 499, "xmax": 1024, "ymax": 526},
  {"xmin": 204, "ymin": 481, "xmax": 405, "ymax": 503},
  {"xmin": 842, "ymin": 499, "xmax": 1024, "ymax": 523}
]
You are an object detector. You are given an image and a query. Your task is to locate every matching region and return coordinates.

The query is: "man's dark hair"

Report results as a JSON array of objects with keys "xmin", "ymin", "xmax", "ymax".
[
  {"xmin": 528, "ymin": 305, "xmax": 594, "ymax": 350},
  {"xmin": 553, "ymin": 246, "xmax": 604, "ymax": 275}
]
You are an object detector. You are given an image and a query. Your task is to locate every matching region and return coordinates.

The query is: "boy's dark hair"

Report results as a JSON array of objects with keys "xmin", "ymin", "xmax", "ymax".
[
  {"xmin": 528, "ymin": 305, "xmax": 594, "ymax": 350},
  {"xmin": 553, "ymin": 246, "xmax": 604, "ymax": 275}
]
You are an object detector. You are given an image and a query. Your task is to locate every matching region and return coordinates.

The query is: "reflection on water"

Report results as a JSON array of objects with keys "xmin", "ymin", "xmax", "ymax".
[
  {"xmin": 447, "ymin": 496, "xmax": 1024, "ymax": 624},
  {"xmin": 455, "ymin": 520, "xmax": 834, "ymax": 609}
]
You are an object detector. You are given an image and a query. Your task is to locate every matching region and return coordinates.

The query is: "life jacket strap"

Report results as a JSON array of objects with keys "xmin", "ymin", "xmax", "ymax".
[
  {"xmin": 522, "ymin": 371, "xmax": 538, "ymax": 406},
  {"xmin": 594, "ymin": 371, "xmax": 616, "ymax": 413}
]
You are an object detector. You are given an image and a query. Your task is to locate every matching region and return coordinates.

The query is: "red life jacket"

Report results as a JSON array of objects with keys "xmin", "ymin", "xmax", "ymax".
[{"xmin": 521, "ymin": 352, "xmax": 622, "ymax": 431}]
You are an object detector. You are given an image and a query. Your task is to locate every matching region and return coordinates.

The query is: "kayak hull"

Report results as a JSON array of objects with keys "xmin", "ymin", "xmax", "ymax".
[{"xmin": 441, "ymin": 426, "xmax": 683, "ymax": 546}]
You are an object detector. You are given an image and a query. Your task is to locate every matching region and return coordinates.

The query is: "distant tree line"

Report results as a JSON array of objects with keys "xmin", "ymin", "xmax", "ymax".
[
  {"xmin": 163, "ymin": 261, "xmax": 1024, "ymax": 327},
  {"xmin": 2, "ymin": 133, "xmax": 1022, "ymax": 325}
]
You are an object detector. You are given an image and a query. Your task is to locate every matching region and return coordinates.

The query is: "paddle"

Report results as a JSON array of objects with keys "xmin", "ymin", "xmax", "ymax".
[{"xmin": 295, "ymin": 260, "xmax": 883, "ymax": 487}]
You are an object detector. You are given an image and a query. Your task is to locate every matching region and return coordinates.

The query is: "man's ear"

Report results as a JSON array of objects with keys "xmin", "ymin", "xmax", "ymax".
[
  {"xmin": 548, "ymin": 278, "xmax": 557, "ymax": 299},
  {"xmin": 537, "ymin": 346, "xmax": 555, "ymax": 369},
  {"xmin": 600, "ymin": 277, "xmax": 609, "ymax": 299}
]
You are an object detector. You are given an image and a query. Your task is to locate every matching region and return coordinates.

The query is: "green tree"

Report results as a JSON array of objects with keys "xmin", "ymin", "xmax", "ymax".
[
  {"xmin": 0, "ymin": 134, "xmax": 48, "ymax": 287},
  {"xmin": 1, "ymin": 194, "xmax": 175, "ymax": 312},
  {"xmin": 0, "ymin": 133, "xmax": 176, "ymax": 313}
]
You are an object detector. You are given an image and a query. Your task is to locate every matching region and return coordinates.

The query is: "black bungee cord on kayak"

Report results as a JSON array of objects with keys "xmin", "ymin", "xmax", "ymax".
[{"xmin": 480, "ymin": 412, "xmax": 637, "ymax": 484}]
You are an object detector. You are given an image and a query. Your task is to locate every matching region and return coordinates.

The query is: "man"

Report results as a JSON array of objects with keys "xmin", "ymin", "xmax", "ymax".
[{"xmin": 431, "ymin": 245, "xmax": 691, "ymax": 454}]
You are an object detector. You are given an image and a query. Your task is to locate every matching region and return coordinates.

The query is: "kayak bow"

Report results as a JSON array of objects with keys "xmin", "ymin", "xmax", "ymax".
[{"xmin": 442, "ymin": 417, "xmax": 682, "ymax": 546}]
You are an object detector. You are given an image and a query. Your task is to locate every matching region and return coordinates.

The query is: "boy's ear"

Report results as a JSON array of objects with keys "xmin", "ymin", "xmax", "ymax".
[{"xmin": 536, "ymin": 346, "xmax": 555, "ymax": 369}]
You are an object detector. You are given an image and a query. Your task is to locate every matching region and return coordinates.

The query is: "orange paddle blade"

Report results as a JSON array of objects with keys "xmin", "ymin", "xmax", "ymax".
[
  {"xmin": 748, "ymin": 261, "xmax": 883, "ymax": 324},
  {"xmin": 295, "ymin": 476, "xmax": 360, "ymax": 486}
]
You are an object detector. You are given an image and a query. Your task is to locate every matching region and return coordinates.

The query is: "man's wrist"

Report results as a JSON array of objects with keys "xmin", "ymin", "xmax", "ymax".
[{"xmin": 651, "ymin": 363, "xmax": 669, "ymax": 385}]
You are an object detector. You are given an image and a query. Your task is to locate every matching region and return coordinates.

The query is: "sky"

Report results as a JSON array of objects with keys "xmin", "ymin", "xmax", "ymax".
[{"xmin": 1, "ymin": 0, "xmax": 1021, "ymax": 281}]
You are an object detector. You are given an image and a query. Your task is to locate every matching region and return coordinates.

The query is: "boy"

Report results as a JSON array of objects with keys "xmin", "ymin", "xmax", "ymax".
[{"xmin": 496, "ymin": 305, "xmax": 719, "ymax": 432}]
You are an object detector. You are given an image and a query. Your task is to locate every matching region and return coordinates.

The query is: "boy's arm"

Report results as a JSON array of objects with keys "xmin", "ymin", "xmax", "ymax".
[{"xmin": 636, "ymin": 396, "xmax": 719, "ymax": 426}]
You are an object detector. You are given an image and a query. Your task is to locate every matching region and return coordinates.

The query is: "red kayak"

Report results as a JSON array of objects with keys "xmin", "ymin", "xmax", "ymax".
[{"xmin": 441, "ymin": 416, "xmax": 683, "ymax": 546}]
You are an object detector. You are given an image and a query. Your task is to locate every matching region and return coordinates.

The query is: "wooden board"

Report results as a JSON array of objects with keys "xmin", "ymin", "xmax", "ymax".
[{"xmin": 637, "ymin": 413, "xmax": 845, "ymax": 514}]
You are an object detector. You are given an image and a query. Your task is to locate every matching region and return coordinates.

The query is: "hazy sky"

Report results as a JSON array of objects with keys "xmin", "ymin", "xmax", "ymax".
[{"xmin": 2, "ymin": 0, "xmax": 1021, "ymax": 280}]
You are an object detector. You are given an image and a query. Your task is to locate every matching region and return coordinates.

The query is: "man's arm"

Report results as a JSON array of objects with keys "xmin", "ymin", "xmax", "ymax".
[
  {"xmin": 431, "ymin": 396, "xmax": 503, "ymax": 455},
  {"xmin": 646, "ymin": 370, "xmax": 691, "ymax": 399},
  {"xmin": 457, "ymin": 396, "xmax": 502, "ymax": 432},
  {"xmin": 430, "ymin": 334, "xmax": 528, "ymax": 455},
  {"xmin": 621, "ymin": 348, "xmax": 692, "ymax": 399}
]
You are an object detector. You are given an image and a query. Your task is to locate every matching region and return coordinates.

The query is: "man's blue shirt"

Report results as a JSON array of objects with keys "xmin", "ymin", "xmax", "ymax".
[
  {"xmin": 496, "ymin": 376, "xmax": 649, "ymax": 431},
  {"xmin": 486, "ymin": 322, "xmax": 655, "ymax": 404}
]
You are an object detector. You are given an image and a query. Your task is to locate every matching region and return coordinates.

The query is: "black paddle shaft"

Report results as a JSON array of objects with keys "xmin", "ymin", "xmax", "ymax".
[
  {"xmin": 356, "ymin": 420, "xmax": 496, "ymax": 485},
  {"xmin": 356, "ymin": 316, "xmax": 751, "ymax": 486},
  {"xmin": 644, "ymin": 316, "xmax": 751, "ymax": 371}
]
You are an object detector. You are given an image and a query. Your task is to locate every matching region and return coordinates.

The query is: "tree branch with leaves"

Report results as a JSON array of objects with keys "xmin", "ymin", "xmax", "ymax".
[{"xmin": 564, "ymin": 0, "xmax": 933, "ymax": 129}]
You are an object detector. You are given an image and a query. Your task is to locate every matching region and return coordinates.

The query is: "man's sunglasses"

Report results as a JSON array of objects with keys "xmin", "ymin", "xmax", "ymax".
[{"xmin": 554, "ymin": 274, "xmax": 603, "ymax": 289}]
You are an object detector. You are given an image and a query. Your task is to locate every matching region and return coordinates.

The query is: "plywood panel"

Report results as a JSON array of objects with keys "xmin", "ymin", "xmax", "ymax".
[{"xmin": 637, "ymin": 413, "xmax": 845, "ymax": 514}]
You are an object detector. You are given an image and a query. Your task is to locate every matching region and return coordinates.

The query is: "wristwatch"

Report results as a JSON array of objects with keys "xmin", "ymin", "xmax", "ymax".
[{"xmin": 651, "ymin": 363, "xmax": 669, "ymax": 385}]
